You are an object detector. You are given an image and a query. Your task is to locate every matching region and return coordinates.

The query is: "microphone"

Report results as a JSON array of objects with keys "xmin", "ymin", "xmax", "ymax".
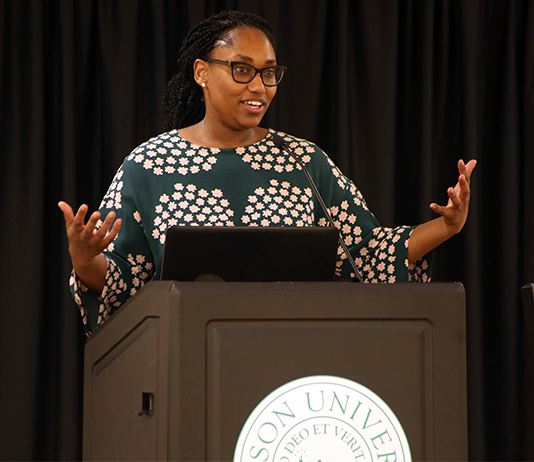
[{"xmin": 273, "ymin": 134, "xmax": 364, "ymax": 283}]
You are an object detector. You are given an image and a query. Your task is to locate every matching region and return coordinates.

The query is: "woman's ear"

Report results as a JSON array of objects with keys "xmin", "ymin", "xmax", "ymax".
[{"xmin": 193, "ymin": 59, "xmax": 208, "ymax": 88}]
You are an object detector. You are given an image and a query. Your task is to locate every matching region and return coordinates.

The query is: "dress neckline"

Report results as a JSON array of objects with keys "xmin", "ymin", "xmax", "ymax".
[{"xmin": 173, "ymin": 128, "xmax": 275, "ymax": 150}]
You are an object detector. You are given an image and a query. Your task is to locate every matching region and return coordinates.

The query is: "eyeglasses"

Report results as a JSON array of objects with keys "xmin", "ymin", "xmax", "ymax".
[{"xmin": 206, "ymin": 58, "xmax": 286, "ymax": 86}]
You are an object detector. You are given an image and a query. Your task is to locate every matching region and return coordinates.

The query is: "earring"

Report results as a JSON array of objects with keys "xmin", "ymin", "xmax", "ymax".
[{"xmin": 201, "ymin": 82, "xmax": 206, "ymax": 88}]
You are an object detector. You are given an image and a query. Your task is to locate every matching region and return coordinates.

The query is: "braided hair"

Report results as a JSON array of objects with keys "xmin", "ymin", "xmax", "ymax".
[{"xmin": 162, "ymin": 10, "xmax": 276, "ymax": 131}]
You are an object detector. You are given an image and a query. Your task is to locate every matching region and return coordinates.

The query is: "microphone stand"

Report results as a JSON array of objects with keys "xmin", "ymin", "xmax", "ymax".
[{"xmin": 273, "ymin": 135, "xmax": 364, "ymax": 283}]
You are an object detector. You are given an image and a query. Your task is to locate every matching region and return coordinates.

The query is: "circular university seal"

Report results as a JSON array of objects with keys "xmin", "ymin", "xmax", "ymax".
[{"xmin": 234, "ymin": 375, "xmax": 411, "ymax": 462}]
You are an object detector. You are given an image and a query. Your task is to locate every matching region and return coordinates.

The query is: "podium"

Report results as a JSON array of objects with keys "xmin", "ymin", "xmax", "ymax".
[{"xmin": 83, "ymin": 281, "xmax": 467, "ymax": 461}]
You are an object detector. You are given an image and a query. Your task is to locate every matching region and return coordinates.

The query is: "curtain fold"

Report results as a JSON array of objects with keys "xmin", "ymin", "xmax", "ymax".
[{"xmin": 0, "ymin": 1, "xmax": 532, "ymax": 460}]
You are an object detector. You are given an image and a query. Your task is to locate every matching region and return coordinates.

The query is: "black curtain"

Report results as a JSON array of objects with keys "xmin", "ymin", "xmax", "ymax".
[{"xmin": 1, "ymin": 0, "xmax": 532, "ymax": 460}]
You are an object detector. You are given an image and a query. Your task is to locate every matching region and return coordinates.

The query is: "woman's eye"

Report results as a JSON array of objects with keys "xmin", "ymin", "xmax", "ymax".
[{"xmin": 235, "ymin": 66, "xmax": 250, "ymax": 74}]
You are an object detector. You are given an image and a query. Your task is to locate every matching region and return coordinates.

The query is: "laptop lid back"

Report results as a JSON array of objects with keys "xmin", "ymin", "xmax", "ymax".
[{"xmin": 160, "ymin": 226, "xmax": 339, "ymax": 282}]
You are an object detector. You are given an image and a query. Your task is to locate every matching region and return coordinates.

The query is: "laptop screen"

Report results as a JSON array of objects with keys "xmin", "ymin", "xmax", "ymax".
[{"xmin": 160, "ymin": 226, "xmax": 339, "ymax": 282}]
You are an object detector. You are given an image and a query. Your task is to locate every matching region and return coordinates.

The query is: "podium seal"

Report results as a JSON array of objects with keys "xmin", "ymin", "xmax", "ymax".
[{"xmin": 234, "ymin": 375, "xmax": 411, "ymax": 462}]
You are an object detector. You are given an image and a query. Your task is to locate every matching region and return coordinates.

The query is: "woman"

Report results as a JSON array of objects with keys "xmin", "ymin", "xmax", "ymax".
[{"xmin": 59, "ymin": 11, "xmax": 475, "ymax": 335}]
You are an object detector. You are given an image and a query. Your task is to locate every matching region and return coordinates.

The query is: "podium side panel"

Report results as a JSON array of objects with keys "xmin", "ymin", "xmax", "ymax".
[
  {"xmin": 90, "ymin": 320, "xmax": 160, "ymax": 461},
  {"xmin": 83, "ymin": 282, "xmax": 173, "ymax": 461}
]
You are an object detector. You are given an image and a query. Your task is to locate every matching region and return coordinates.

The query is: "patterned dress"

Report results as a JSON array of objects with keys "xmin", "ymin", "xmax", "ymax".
[{"xmin": 71, "ymin": 129, "xmax": 432, "ymax": 335}]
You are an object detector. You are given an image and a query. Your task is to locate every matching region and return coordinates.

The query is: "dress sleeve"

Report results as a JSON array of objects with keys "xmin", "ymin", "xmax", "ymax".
[
  {"xmin": 311, "ymin": 147, "xmax": 433, "ymax": 283},
  {"xmin": 69, "ymin": 162, "xmax": 155, "ymax": 336}
]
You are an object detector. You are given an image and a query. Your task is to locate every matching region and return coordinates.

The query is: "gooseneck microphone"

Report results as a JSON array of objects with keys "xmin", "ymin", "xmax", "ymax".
[{"xmin": 273, "ymin": 134, "xmax": 364, "ymax": 283}]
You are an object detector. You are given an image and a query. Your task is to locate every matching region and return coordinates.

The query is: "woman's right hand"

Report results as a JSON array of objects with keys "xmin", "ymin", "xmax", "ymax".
[{"xmin": 58, "ymin": 201, "xmax": 121, "ymax": 293}]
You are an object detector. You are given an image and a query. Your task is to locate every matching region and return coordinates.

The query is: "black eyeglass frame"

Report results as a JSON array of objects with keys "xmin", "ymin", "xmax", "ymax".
[{"xmin": 205, "ymin": 58, "xmax": 287, "ymax": 86}]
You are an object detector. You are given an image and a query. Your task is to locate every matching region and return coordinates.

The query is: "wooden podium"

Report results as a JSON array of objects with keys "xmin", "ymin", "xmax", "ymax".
[{"xmin": 83, "ymin": 281, "xmax": 467, "ymax": 461}]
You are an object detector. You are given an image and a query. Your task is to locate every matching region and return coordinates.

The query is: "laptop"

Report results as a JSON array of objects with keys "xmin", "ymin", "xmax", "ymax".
[{"xmin": 160, "ymin": 226, "xmax": 339, "ymax": 282}]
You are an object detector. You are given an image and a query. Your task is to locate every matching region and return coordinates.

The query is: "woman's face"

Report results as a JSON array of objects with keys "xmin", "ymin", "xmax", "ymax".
[{"xmin": 199, "ymin": 27, "xmax": 278, "ymax": 132}]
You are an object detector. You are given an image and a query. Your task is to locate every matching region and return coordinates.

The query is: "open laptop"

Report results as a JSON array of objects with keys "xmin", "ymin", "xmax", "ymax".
[{"xmin": 160, "ymin": 226, "xmax": 339, "ymax": 282}]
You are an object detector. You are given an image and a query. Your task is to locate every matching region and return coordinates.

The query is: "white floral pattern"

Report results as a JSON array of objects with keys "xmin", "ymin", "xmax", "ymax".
[
  {"xmin": 242, "ymin": 179, "xmax": 313, "ymax": 226},
  {"xmin": 102, "ymin": 169, "xmax": 124, "ymax": 210},
  {"xmin": 152, "ymin": 183, "xmax": 236, "ymax": 243},
  {"xmin": 128, "ymin": 133, "xmax": 220, "ymax": 176},
  {"xmin": 237, "ymin": 139, "xmax": 313, "ymax": 172}
]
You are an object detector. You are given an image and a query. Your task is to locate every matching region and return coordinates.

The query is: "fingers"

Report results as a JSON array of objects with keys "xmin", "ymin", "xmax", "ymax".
[
  {"xmin": 81, "ymin": 209, "xmax": 102, "ymax": 238},
  {"xmin": 58, "ymin": 201, "xmax": 75, "ymax": 227},
  {"xmin": 59, "ymin": 201, "xmax": 121, "ymax": 247},
  {"xmin": 456, "ymin": 174, "xmax": 470, "ymax": 202},
  {"xmin": 101, "ymin": 219, "xmax": 122, "ymax": 247},
  {"xmin": 453, "ymin": 159, "xmax": 476, "ymax": 202},
  {"xmin": 464, "ymin": 159, "xmax": 477, "ymax": 176},
  {"xmin": 429, "ymin": 202, "xmax": 443, "ymax": 215},
  {"xmin": 72, "ymin": 204, "xmax": 91, "ymax": 232},
  {"xmin": 457, "ymin": 159, "xmax": 477, "ymax": 184},
  {"xmin": 448, "ymin": 186, "xmax": 462, "ymax": 206},
  {"xmin": 58, "ymin": 202, "xmax": 98, "ymax": 234},
  {"xmin": 94, "ymin": 211, "xmax": 117, "ymax": 240},
  {"xmin": 430, "ymin": 186, "xmax": 459, "ymax": 216}
]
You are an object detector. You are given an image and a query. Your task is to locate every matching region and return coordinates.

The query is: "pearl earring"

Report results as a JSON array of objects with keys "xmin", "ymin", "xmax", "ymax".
[{"xmin": 201, "ymin": 82, "xmax": 206, "ymax": 88}]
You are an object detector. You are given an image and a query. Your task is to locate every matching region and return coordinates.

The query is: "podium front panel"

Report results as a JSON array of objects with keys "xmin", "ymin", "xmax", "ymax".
[
  {"xmin": 207, "ymin": 319, "xmax": 432, "ymax": 460},
  {"xmin": 84, "ymin": 281, "xmax": 467, "ymax": 462}
]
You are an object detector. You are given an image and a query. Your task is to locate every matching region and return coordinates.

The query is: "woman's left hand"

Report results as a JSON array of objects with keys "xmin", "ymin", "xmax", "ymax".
[{"xmin": 429, "ymin": 159, "xmax": 477, "ymax": 234}]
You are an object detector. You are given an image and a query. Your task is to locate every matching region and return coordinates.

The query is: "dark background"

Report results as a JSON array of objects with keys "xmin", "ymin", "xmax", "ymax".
[{"xmin": 1, "ymin": 0, "xmax": 533, "ymax": 460}]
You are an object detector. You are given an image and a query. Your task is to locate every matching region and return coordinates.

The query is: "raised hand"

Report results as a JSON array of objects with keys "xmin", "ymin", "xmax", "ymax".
[
  {"xmin": 407, "ymin": 159, "xmax": 477, "ymax": 264},
  {"xmin": 58, "ymin": 201, "xmax": 121, "ymax": 293},
  {"xmin": 429, "ymin": 159, "xmax": 477, "ymax": 235}
]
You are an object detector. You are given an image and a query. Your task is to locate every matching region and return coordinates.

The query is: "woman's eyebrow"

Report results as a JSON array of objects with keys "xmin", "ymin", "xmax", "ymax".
[{"xmin": 234, "ymin": 54, "xmax": 277, "ymax": 65}]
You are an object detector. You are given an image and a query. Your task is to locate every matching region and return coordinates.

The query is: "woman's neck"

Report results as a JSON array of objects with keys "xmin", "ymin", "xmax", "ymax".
[{"xmin": 178, "ymin": 121, "xmax": 268, "ymax": 149}]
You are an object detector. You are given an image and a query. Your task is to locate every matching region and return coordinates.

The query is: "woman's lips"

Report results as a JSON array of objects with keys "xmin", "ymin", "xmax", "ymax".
[{"xmin": 242, "ymin": 100, "xmax": 265, "ymax": 113}]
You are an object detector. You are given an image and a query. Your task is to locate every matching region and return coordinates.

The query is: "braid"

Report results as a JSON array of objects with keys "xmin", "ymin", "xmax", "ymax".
[{"xmin": 162, "ymin": 11, "xmax": 275, "ymax": 131}]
